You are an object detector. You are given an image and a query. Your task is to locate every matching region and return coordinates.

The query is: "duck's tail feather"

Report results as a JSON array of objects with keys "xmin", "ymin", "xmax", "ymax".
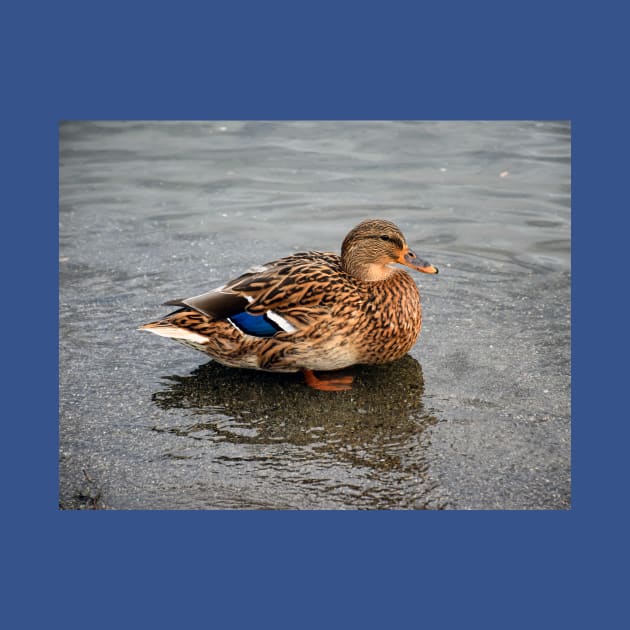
[{"xmin": 138, "ymin": 320, "xmax": 209, "ymax": 344}]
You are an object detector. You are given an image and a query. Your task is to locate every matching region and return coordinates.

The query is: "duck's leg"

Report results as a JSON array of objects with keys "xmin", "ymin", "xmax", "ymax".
[{"xmin": 302, "ymin": 369, "xmax": 354, "ymax": 391}]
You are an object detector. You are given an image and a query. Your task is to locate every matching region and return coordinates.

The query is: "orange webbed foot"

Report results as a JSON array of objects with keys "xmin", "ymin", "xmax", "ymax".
[{"xmin": 302, "ymin": 369, "xmax": 354, "ymax": 391}]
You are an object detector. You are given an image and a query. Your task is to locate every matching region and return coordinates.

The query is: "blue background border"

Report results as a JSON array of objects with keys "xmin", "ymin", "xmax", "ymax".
[{"xmin": 4, "ymin": 1, "xmax": 625, "ymax": 627}]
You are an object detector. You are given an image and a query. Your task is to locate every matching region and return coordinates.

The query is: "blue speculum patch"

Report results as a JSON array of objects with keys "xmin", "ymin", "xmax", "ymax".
[{"xmin": 228, "ymin": 311, "xmax": 282, "ymax": 337}]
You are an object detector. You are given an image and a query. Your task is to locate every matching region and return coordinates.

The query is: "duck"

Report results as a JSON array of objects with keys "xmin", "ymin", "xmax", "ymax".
[{"xmin": 139, "ymin": 219, "xmax": 438, "ymax": 391}]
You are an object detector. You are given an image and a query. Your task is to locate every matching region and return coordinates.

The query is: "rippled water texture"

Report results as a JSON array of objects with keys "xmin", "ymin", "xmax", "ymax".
[{"xmin": 59, "ymin": 121, "xmax": 570, "ymax": 509}]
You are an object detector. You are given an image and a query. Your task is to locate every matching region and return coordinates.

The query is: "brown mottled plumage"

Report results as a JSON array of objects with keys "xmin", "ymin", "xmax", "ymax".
[{"xmin": 139, "ymin": 219, "xmax": 438, "ymax": 390}]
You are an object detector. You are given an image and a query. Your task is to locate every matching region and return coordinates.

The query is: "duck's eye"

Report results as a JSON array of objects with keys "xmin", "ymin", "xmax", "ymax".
[{"xmin": 380, "ymin": 235, "xmax": 393, "ymax": 242}]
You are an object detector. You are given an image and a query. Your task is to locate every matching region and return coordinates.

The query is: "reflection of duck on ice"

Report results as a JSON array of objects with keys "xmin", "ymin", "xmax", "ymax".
[
  {"xmin": 140, "ymin": 219, "xmax": 438, "ymax": 390},
  {"xmin": 152, "ymin": 356, "xmax": 439, "ymax": 483}
]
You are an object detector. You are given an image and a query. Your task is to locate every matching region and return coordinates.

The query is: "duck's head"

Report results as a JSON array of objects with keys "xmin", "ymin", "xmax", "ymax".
[{"xmin": 341, "ymin": 219, "xmax": 439, "ymax": 282}]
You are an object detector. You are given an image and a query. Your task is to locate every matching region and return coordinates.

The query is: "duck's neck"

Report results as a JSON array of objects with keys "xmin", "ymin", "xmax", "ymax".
[{"xmin": 343, "ymin": 258, "xmax": 397, "ymax": 282}]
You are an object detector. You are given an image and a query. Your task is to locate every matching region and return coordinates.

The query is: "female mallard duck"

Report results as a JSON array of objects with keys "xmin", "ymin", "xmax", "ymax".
[{"xmin": 140, "ymin": 219, "xmax": 438, "ymax": 390}]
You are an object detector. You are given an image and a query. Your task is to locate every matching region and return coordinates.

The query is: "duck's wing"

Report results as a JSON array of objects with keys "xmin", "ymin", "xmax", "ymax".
[{"xmin": 164, "ymin": 252, "xmax": 344, "ymax": 335}]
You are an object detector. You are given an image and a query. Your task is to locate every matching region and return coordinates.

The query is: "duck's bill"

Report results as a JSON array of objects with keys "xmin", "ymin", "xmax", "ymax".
[{"xmin": 400, "ymin": 249, "xmax": 439, "ymax": 274}]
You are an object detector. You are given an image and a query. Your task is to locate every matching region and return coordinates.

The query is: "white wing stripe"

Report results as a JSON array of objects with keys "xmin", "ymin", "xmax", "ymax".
[{"xmin": 265, "ymin": 310, "xmax": 297, "ymax": 333}]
